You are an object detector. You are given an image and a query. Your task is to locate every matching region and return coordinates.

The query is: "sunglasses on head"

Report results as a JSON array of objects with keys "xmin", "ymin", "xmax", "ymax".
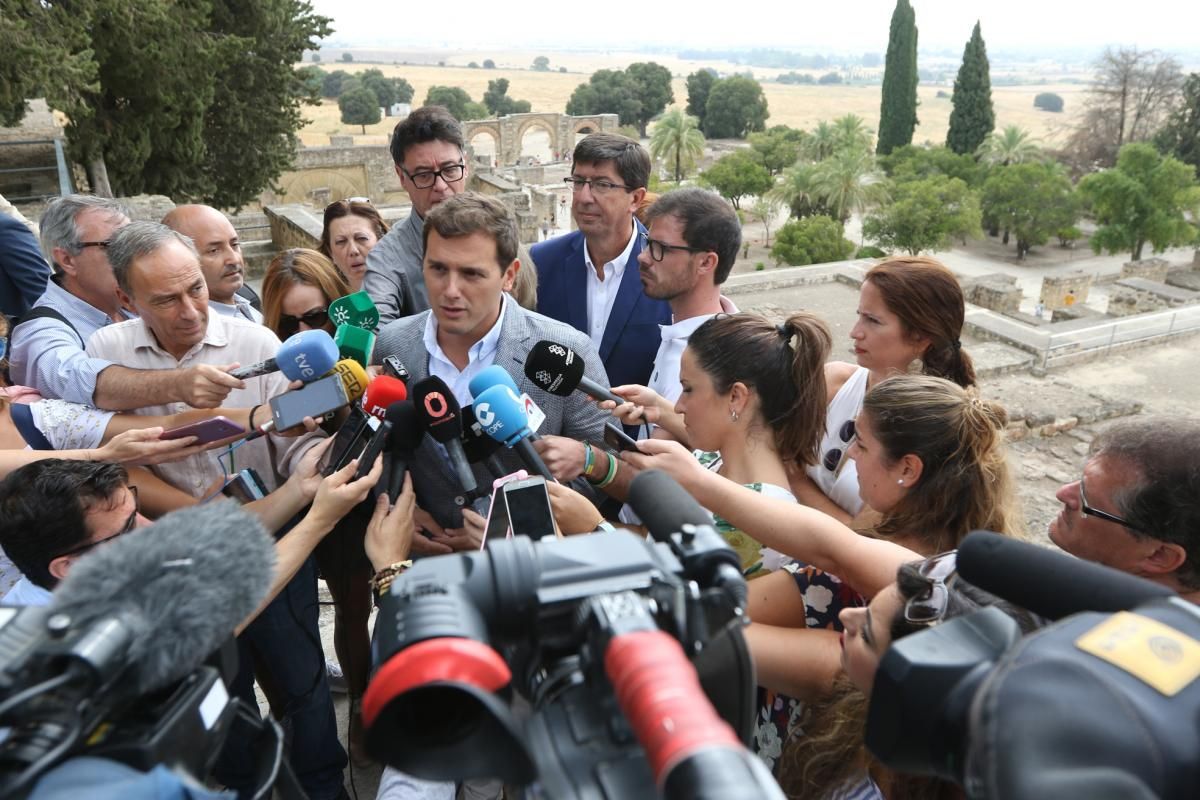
[
  {"xmin": 277, "ymin": 308, "xmax": 329, "ymax": 337},
  {"xmin": 903, "ymin": 550, "xmax": 958, "ymax": 626}
]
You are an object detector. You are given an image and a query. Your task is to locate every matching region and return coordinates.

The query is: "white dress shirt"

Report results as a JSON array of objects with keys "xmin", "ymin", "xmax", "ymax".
[
  {"xmin": 210, "ymin": 296, "xmax": 264, "ymax": 323},
  {"xmin": 422, "ymin": 294, "xmax": 509, "ymax": 406},
  {"xmin": 582, "ymin": 221, "xmax": 638, "ymax": 350},
  {"xmin": 646, "ymin": 296, "xmax": 740, "ymax": 408}
]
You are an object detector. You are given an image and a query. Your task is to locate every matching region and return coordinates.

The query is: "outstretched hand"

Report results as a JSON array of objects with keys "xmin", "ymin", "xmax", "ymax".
[
  {"xmin": 307, "ymin": 452, "xmax": 383, "ymax": 530},
  {"xmin": 96, "ymin": 427, "xmax": 206, "ymax": 466},
  {"xmin": 365, "ymin": 473, "xmax": 417, "ymax": 571},
  {"xmin": 618, "ymin": 438, "xmax": 708, "ymax": 494}
]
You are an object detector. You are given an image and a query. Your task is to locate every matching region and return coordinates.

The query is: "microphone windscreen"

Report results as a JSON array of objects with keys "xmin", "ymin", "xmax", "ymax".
[
  {"xmin": 957, "ymin": 530, "xmax": 1176, "ymax": 621},
  {"xmin": 329, "ymin": 358, "xmax": 369, "ymax": 402},
  {"xmin": 363, "ymin": 375, "xmax": 408, "ymax": 419},
  {"xmin": 411, "ymin": 376, "xmax": 464, "ymax": 444},
  {"xmin": 277, "ymin": 329, "xmax": 339, "ymax": 382},
  {"xmin": 524, "ymin": 340, "xmax": 585, "ymax": 397},
  {"xmin": 461, "ymin": 404, "xmax": 502, "ymax": 462},
  {"xmin": 628, "ymin": 470, "xmax": 714, "ymax": 543},
  {"xmin": 385, "ymin": 400, "xmax": 425, "ymax": 451},
  {"xmin": 473, "ymin": 385, "xmax": 529, "ymax": 447},
  {"xmin": 50, "ymin": 502, "xmax": 276, "ymax": 694},
  {"xmin": 335, "ymin": 324, "xmax": 376, "ymax": 367},
  {"xmin": 468, "ymin": 365, "xmax": 519, "ymax": 400},
  {"xmin": 328, "ymin": 290, "xmax": 380, "ymax": 331}
]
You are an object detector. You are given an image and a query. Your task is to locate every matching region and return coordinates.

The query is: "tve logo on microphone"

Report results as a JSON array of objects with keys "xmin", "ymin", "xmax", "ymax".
[{"xmin": 294, "ymin": 352, "xmax": 317, "ymax": 380}]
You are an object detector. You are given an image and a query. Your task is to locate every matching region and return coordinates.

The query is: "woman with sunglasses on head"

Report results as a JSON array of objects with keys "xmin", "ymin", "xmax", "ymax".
[
  {"xmin": 320, "ymin": 198, "xmax": 389, "ymax": 293},
  {"xmin": 260, "ymin": 246, "xmax": 375, "ymax": 763},
  {"xmin": 624, "ymin": 374, "xmax": 1020, "ymax": 772},
  {"xmin": 801, "ymin": 257, "xmax": 976, "ymax": 524},
  {"xmin": 778, "ymin": 554, "xmax": 1041, "ymax": 800}
]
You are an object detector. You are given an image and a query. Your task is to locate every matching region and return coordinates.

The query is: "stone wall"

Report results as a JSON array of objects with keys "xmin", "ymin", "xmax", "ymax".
[
  {"xmin": 1039, "ymin": 272, "xmax": 1092, "ymax": 311},
  {"xmin": 962, "ymin": 273, "xmax": 1022, "ymax": 314},
  {"xmin": 463, "ymin": 112, "xmax": 619, "ymax": 166},
  {"xmin": 264, "ymin": 205, "xmax": 322, "ymax": 253},
  {"xmin": 1107, "ymin": 277, "xmax": 1200, "ymax": 317},
  {"xmin": 1120, "ymin": 257, "xmax": 1170, "ymax": 283},
  {"xmin": 0, "ymin": 100, "xmax": 67, "ymax": 201},
  {"xmin": 261, "ymin": 144, "xmax": 403, "ymax": 207}
]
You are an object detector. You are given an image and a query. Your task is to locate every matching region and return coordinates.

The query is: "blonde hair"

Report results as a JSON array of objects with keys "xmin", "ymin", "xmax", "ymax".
[
  {"xmin": 261, "ymin": 248, "xmax": 350, "ymax": 338},
  {"xmin": 510, "ymin": 244, "xmax": 539, "ymax": 310},
  {"xmin": 862, "ymin": 374, "xmax": 1020, "ymax": 552}
]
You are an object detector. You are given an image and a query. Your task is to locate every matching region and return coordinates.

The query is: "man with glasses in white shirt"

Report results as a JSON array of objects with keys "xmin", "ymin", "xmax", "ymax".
[{"xmin": 364, "ymin": 106, "xmax": 470, "ymax": 324}]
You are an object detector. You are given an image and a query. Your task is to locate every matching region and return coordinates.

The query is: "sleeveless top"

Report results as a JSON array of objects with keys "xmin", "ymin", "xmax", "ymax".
[
  {"xmin": 695, "ymin": 450, "xmax": 797, "ymax": 579},
  {"xmin": 805, "ymin": 367, "xmax": 868, "ymax": 516}
]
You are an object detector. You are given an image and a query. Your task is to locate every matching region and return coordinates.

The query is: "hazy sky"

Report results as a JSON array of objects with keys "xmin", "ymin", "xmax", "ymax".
[{"xmin": 309, "ymin": 0, "xmax": 1199, "ymax": 56}]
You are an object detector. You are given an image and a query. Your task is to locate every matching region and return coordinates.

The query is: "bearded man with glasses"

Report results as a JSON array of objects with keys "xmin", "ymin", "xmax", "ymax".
[
  {"xmin": 364, "ymin": 106, "xmax": 471, "ymax": 325},
  {"xmin": 529, "ymin": 132, "xmax": 671, "ymax": 390}
]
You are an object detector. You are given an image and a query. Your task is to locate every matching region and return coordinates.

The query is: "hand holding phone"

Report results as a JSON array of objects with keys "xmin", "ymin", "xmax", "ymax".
[
  {"xmin": 161, "ymin": 416, "xmax": 246, "ymax": 445},
  {"xmin": 602, "ymin": 421, "xmax": 641, "ymax": 454},
  {"xmin": 503, "ymin": 476, "xmax": 558, "ymax": 541}
]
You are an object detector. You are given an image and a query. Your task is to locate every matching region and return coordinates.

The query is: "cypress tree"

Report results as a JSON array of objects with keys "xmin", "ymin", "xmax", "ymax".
[
  {"xmin": 946, "ymin": 21, "xmax": 995, "ymax": 155},
  {"xmin": 877, "ymin": 0, "xmax": 919, "ymax": 156}
]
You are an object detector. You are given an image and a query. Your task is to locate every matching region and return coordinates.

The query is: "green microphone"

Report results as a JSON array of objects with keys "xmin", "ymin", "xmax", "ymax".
[
  {"xmin": 328, "ymin": 290, "xmax": 380, "ymax": 332},
  {"xmin": 335, "ymin": 323, "xmax": 375, "ymax": 367}
]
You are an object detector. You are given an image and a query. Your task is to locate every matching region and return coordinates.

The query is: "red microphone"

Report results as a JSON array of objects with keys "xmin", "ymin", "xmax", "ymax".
[{"xmin": 362, "ymin": 375, "xmax": 408, "ymax": 420}]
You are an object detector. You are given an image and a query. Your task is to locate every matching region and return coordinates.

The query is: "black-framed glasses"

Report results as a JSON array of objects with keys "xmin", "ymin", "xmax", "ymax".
[
  {"xmin": 1079, "ymin": 476, "xmax": 1142, "ymax": 533},
  {"xmin": 903, "ymin": 550, "xmax": 958, "ymax": 625},
  {"xmin": 822, "ymin": 419, "xmax": 857, "ymax": 473},
  {"xmin": 402, "ymin": 163, "xmax": 465, "ymax": 189},
  {"xmin": 639, "ymin": 232, "xmax": 707, "ymax": 262},
  {"xmin": 278, "ymin": 308, "xmax": 329, "ymax": 338},
  {"xmin": 564, "ymin": 176, "xmax": 631, "ymax": 195},
  {"xmin": 56, "ymin": 486, "xmax": 139, "ymax": 559},
  {"xmin": 79, "ymin": 240, "xmax": 111, "ymax": 249}
]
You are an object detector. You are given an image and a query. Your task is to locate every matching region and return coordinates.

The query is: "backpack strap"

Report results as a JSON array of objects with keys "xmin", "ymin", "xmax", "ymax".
[{"xmin": 12, "ymin": 305, "xmax": 83, "ymax": 348}]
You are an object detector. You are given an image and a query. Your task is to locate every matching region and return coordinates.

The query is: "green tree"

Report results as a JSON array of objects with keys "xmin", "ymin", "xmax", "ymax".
[
  {"xmin": 625, "ymin": 62, "xmax": 674, "ymax": 137},
  {"xmin": 566, "ymin": 69, "xmax": 642, "ymax": 129},
  {"xmin": 296, "ymin": 65, "xmax": 325, "ymax": 99},
  {"xmin": 977, "ymin": 125, "xmax": 1040, "ymax": 166},
  {"xmin": 483, "ymin": 58, "xmax": 496, "ymax": 69},
  {"xmin": 1034, "ymin": 92, "xmax": 1064, "ymax": 112},
  {"xmin": 812, "ymin": 147, "xmax": 889, "ymax": 228},
  {"xmin": 483, "ymin": 78, "xmax": 532, "ymax": 116},
  {"xmin": 805, "ymin": 121, "xmax": 839, "ymax": 161},
  {"xmin": 863, "ymin": 175, "xmax": 982, "ymax": 254},
  {"xmin": 686, "ymin": 69, "xmax": 716, "ymax": 128},
  {"xmin": 832, "ymin": 114, "xmax": 873, "ymax": 154},
  {"xmin": 468, "ymin": 61, "xmax": 479, "ymax": 69},
  {"xmin": 877, "ymin": 0, "xmax": 919, "ymax": 155},
  {"xmin": 649, "ymin": 109, "xmax": 706, "ymax": 183},
  {"xmin": 879, "ymin": 144, "xmax": 982, "ymax": 187},
  {"xmin": 1078, "ymin": 142, "xmax": 1200, "ymax": 261},
  {"xmin": 771, "ymin": 215, "xmax": 855, "ymax": 265},
  {"xmin": 392, "ymin": 77, "xmax": 415, "ymax": 104},
  {"xmin": 981, "ymin": 162, "xmax": 1078, "ymax": 259},
  {"xmin": 946, "ymin": 21, "xmax": 994, "ymax": 155},
  {"xmin": 749, "ymin": 126, "xmax": 806, "ymax": 175},
  {"xmin": 699, "ymin": 150, "xmax": 773, "ymax": 209},
  {"xmin": 339, "ymin": 85, "xmax": 380, "ymax": 133},
  {"xmin": 321, "ymin": 69, "xmax": 353, "ymax": 98},
  {"xmin": 0, "ymin": 5, "xmax": 95, "ymax": 128},
  {"xmin": 425, "ymin": 86, "xmax": 488, "ymax": 120},
  {"xmin": 359, "ymin": 68, "xmax": 397, "ymax": 108},
  {"xmin": 341, "ymin": 52, "xmax": 353, "ymax": 63},
  {"xmin": 531, "ymin": 55, "xmax": 550, "ymax": 72},
  {"xmin": 771, "ymin": 162, "xmax": 834, "ymax": 219},
  {"xmin": 749, "ymin": 196, "xmax": 783, "ymax": 247},
  {"xmin": 1155, "ymin": 73, "xmax": 1200, "ymax": 173},
  {"xmin": 311, "ymin": 52, "xmax": 320, "ymax": 63},
  {"xmin": 704, "ymin": 76, "xmax": 770, "ymax": 139}
]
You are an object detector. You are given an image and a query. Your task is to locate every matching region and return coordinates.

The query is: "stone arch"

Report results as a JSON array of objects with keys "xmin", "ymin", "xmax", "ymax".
[
  {"xmin": 273, "ymin": 167, "xmax": 368, "ymax": 206},
  {"xmin": 467, "ymin": 125, "xmax": 500, "ymax": 164},
  {"xmin": 515, "ymin": 118, "xmax": 556, "ymax": 163},
  {"xmin": 462, "ymin": 112, "xmax": 620, "ymax": 167}
]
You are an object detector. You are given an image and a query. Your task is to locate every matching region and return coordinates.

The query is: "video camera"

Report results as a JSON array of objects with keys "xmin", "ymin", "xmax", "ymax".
[
  {"xmin": 866, "ymin": 531, "xmax": 1200, "ymax": 800},
  {"xmin": 362, "ymin": 470, "xmax": 784, "ymax": 799}
]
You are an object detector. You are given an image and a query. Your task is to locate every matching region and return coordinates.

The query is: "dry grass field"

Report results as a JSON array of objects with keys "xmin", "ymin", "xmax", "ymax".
[{"xmin": 300, "ymin": 50, "xmax": 1087, "ymax": 149}]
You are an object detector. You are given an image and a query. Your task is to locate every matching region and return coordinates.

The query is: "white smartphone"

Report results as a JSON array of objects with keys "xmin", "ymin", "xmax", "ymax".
[
  {"xmin": 482, "ymin": 470, "xmax": 529, "ymax": 549},
  {"xmin": 503, "ymin": 476, "xmax": 557, "ymax": 541}
]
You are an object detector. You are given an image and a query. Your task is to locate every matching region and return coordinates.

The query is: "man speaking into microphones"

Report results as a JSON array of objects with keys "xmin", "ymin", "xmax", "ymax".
[{"xmin": 371, "ymin": 193, "xmax": 611, "ymax": 543}]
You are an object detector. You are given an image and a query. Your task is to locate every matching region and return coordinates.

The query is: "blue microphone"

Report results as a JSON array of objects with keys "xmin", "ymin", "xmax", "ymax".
[
  {"xmin": 472, "ymin": 384, "xmax": 554, "ymax": 480},
  {"xmin": 229, "ymin": 329, "xmax": 338, "ymax": 381},
  {"xmin": 468, "ymin": 364, "xmax": 519, "ymax": 399}
]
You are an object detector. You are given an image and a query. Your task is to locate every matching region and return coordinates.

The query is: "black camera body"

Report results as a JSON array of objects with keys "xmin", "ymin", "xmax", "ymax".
[{"xmin": 362, "ymin": 514, "xmax": 782, "ymax": 800}]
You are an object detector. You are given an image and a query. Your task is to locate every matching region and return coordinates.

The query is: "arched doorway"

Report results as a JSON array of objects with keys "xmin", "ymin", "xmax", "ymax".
[{"xmin": 518, "ymin": 122, "xmax": 554, "ymax": 164}]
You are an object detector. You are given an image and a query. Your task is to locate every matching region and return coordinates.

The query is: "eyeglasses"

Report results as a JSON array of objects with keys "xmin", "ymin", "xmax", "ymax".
[
  {"xmin": 822, "ymin": 419, "xmax": 857, "ymax": 473},
  {"xmin": 278, "ymin": 308, "xmax": 329, "ymax": 338},
  {"xmin": 564, "ymin": 176, "xmax": 631, "ymax": 195},
  {"xmin": 402, "ymin": 163, "xmax": 465, "ymax": 189},
  {"xmin": 56, "ymin": 486, "xmax": 139, "ymax": 559},
  {"xmin": 1079, "ymin": 476, "xmax": 1142, "ymax": 533},
  {"xmin": 640, "ymin": 232, "xmax": 708, "ymax": 262},
  {"xmin": 903, "ymin": 550, "xmax": 958, "ymax": 625},
  {"xmin": 79, "ymin": 241, "xmax": 111, "ymax": 249}
]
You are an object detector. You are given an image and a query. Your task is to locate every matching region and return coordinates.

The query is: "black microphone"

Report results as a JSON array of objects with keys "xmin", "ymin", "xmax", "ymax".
[
  {"xmin": 628, "ymin": 468, "xmax": 714, "ymax": 544},
  {"xmin": 48, "ymin": 502, "xmax": 275, "ymax": 694},
  {"xmin": 385, "ymin": 400, "xmax": 424, "ymax": 503},
  {"xmin": 461, "ymin": 404, "xmax": 506, "ymax": 480},
  {"xmin": 411, "ymin": 376, "xmax": 479, "ymax": 498},
  {"xmin": 957, "ymin": 530, "xmax": 1176, "ymax": 621},
  {"xmin": 524, "ymin": 340, "xmax": 624, "ymax": 405}
]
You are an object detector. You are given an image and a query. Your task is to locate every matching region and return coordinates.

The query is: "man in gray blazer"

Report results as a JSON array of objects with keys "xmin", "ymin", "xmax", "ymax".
[{"xmin": 373, "ymin": 193, "xmax": 610, "ymax": 536}]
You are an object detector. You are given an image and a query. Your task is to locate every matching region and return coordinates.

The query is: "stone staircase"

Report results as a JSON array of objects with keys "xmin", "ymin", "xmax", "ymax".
[{"xmin": 229, "ymin": 211, "xmax": 277, "ymax": 278}]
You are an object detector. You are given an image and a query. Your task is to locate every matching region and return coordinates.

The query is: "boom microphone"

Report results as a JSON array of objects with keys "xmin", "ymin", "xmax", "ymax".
[
  {"xmin": 524, "ymin": 340, "xmax": 622, "ymax": 405},
  {"xmin": 957, "ymin": 530, "xmax": 1176, "ymax": 621},
  {"xmin": 229, "ymin": 329, "xmax": 338, "ymax": 381},
  {"xmin": 362, "ymin": 375, "xmax": 408, "ymax": 420},
  {"xmin": 48, "ymin": 502, "xmax": 276, "ymax": 694},
  {"xmin": 472, "ymin": 384, "xmax": 554, "ymax": 481},
  {"xmin": 628, "ymin": 469, "xmax": 714, "ymax": 543},
  {"xmin": 411, "ymin": 376, "xmax": 478, "ymax": 497}
]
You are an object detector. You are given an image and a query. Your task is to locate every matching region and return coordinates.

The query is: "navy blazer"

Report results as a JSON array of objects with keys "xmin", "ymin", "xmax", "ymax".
[
  {"xmin": 530, "ymin": 223, "xmax": 672, "ymax": 389},
  {"xmin": 0, "ymin": 214, "xmax": 51, "ymax": 319}
]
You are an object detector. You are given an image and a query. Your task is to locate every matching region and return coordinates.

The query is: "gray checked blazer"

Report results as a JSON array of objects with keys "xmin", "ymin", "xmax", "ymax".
[{"xmin": 373, "ymin": 298, "xmax": 611, "ymax": 529}]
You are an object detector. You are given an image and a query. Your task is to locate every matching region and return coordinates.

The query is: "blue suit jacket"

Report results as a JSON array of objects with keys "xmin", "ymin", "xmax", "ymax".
[
  {"xmin": 0, "ymin": 214, "xmax": 51, "ymax": 319},
  {"xmin": 530, "ymin": 223, "xmax": 672, "ymax": 389}
]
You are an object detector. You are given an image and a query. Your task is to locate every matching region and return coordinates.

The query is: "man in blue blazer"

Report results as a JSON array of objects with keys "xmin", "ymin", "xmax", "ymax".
[
  {"xmin": 530, "ymin": 133, "xmax": 671, "ymax": 389},
  {"xmin": 0, "ymin": 212, "xmax": 51, "ymax": 320}
]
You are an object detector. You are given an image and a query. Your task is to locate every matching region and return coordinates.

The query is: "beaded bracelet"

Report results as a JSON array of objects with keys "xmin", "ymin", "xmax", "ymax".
[{"xmin": 369, "ymin": 560, "xmax": 413, "ymax": 599}]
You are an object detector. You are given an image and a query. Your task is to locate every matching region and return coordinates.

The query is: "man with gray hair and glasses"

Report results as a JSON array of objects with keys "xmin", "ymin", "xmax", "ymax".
[{"xmin": 8, "ymin": 194, "xmax": 243, "ymax": 409}]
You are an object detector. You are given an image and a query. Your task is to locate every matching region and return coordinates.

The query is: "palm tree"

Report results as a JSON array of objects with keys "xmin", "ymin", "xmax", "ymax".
[
  {"xmin": 650, "ymin": 109, "xmax": 706, "ymax": 184},
  {"xmin": 812, "ymin": 147, "xmax": 889, "ymax": 227},
  {"xmin": 806, "ymin": 121, "xmax": 839, "ymax": 161},
  {"xmin": 832, "ymin": 114, "xmax": 873, "ymax": 154},
  {"xmin": 977, "ymin": 125, "xmax": 1041, "ymax": 166},
  {"xmin": 770, "ymin": 162, "xmax": 825, "ymax": 218}
]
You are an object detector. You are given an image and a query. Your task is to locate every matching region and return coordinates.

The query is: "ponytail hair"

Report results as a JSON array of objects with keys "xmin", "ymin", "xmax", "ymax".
[
  {"xmin": 687, "ymin": 312, "xmax": 831, "ymax": 466},
  {"xmin": 861, "ymin": 375, "xmax": 1020, "ymax": 551},
  {"xmin": 865, "ymin": 257, "xmax": 976, "ymax": 388}
]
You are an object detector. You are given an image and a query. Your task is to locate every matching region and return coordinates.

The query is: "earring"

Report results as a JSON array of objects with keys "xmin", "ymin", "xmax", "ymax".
[
  {"xmin": 897, "ymin": 479, "xmax": 904, "ymax": 486},
  {"xmin": 730, "ymin": 410, "xmax": 739, "ymax": 422}
]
